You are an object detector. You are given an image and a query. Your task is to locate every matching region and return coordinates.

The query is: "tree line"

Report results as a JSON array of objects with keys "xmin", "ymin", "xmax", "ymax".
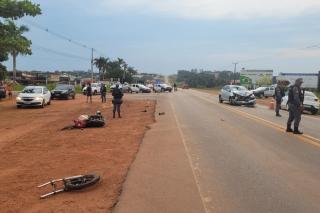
[
  {"xmin": 0, "ymin": 0, "xmax": 41, "ymax": 81},
  {"xmin": 176, "ymin": 69, "xmax": 240, "ymax": 88},
  {"xmin": 93, "ymin": 57, "xmax": 138, "ymax": 83}
]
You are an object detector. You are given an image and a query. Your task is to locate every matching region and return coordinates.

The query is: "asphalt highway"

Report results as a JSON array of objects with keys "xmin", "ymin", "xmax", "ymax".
[
  {"xmin": 170, "ymin": 89, "xmax": 320, "ymax": 213},
  {"xmin": 117, "ymin": 90, "xmax": 320, "ymax": 213}
]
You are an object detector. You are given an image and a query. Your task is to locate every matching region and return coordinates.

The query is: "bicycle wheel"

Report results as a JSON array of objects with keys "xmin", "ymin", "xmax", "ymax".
[{"xmin": 64, "ymin": 174, "xmax": 100, "ymax": 191}]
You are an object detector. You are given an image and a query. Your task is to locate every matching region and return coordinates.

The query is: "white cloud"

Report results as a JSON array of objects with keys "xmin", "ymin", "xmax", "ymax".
[{"xmin": 93, "ymin": 0, "xmax": 320, "ymax": 19}]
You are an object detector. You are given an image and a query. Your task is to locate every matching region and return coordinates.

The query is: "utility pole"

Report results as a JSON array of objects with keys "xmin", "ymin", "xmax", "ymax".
[
  {"xmin": 233, "ymin": 62, "xmax": 238, "ymax": 85},
  {"xmin": 91, "ymin": 48, "xmax": 94, "ymax": 83}
]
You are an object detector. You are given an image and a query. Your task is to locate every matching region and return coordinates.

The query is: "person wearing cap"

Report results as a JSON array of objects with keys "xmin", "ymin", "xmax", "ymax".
[
  {"xmin": 112, "ymin": 83, "xmax": 123, "ymax": 118},
  {"xmin": 274, "ymin": 81, "xmax": 285, "ymax": 117},
  {"xmin": 286, "ymin": 78, "xmax": 304, "ymax": 134}
]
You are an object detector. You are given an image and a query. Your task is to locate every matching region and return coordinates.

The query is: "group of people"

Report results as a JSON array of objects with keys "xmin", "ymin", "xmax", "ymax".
[
  {"xmin": 0, "ymin": 81, "xmax": 13, "ymax": 98},
  {"xmin": 274, "ymin": 78, "xmax": 304, "ymax": 134},
  {"xmin": 84, "ymin": 83, "xmax": 123, "ymax": 119}
]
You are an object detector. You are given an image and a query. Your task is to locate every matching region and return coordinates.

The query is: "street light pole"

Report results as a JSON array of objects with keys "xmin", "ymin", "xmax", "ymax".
[
  {"xmin": 233, "ymin": 62, "xmax": 238, "ymax": 85},
  {"xmin": 91, "ymin": 48, "xmax": 94, "ymax": 82}
]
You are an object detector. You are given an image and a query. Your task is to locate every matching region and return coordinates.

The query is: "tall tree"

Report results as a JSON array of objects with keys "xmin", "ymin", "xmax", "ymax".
[
  {"xmin": 94, "ymin": 56, "xmax": 109, "ymax": 81},
  {"xmin": 0, "ymin": 0, "xmax": 41, "ymax": 81},
  {"xmin": 5, "ymin": 20, "xmax": 32, "ymax": 82}
]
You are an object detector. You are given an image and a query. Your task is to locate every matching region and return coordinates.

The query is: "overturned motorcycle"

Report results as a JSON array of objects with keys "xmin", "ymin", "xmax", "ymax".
[
  {"xmin": 62, "ymin": 111, "xmax": 106, "ymax": 130},
  {"xmin": 38, "ymin": 173, "xmax": 100, "ymax": 199}
]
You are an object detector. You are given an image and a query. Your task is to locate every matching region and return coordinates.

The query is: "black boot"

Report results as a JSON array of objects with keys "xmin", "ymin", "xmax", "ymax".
[
  {"xmin": 293, "ymin": 127, "xmax": 303, "ymax": 134},
  {"xmin": 286, "ymin": 125, "xmax": 293, "ymax": 132},
  {"xmin": 118, "ymin": 112, "xmax": 122, "ymax": 118},
  {"xmin": 276, "ymin": 114, "xmax": 282, "ymax": 117},
  {"xmin": 113, "ymin": 112, "xmax": 115, "ymax": 119}
]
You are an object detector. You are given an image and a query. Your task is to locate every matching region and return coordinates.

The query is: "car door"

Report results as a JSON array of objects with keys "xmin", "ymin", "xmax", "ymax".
[
  {"xmin": 221, "ymin": 86, "xmax": 229, "ymax": 100},
  {"xmin": 43, "ymin": 88, "xmax": 50, "ymax": 103}
]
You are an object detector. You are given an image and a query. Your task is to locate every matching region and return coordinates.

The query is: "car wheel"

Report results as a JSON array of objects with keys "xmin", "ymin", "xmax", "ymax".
[
  {"xmin": 47, "ymin": 99, "xmax": 51, "ymax": 105},
  {"xmin": 311, "ymin": 109, "xmax": 318, "ymax": 115},
  {"xmin": 93, "ymin": 90, "xmax": 97, "ymax": 95},
  {"xmin": 16, "ymin": 105, "xmax": 21, "ymax": 109},
  {"xmin": 73, "ymin": 94, "xmax": 75, "ymax": 99},
  {"xmin": 219, "ymin": 95, "xmax": 223, "ymax": 103},
  {"xmin": 229, "ymin": 97, "xmax": 234, "ymax": 105}
]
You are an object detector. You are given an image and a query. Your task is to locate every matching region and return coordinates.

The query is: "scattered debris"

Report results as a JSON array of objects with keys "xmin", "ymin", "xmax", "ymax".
[
  {"xmin": 38, "ymin": 174, "xmax": 100, "ymax": 199},
  {"xmin": 159, "ymin": 112, "xmax": 165, "ymax": 116},
  {"xmin": 141, "ymin": 109, "xmax": 147, "ymax": 112},
  {"xmin": 220, "ymin": 119, "xmax": 225, "ymax": 122}
]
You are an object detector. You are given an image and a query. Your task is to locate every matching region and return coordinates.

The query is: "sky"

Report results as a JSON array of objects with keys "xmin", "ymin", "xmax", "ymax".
[{"xmin": 4, "ymin": 0, "xmax": 320, "ymax": 75}]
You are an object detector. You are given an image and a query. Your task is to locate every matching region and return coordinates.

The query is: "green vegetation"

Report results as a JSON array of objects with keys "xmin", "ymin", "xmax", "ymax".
[
  {"xmin": 0, "ymin": 0, "xmax": 41, "ymax": 81},
  {"xmin": 93, "ymin": 57, "xmax": 138, "ymax": 83},
  {"xmin": 176, "ymin": 70, "xmax": 240, "ymax": 88}
]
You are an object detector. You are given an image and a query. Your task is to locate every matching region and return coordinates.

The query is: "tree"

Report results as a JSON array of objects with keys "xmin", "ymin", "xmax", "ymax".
[
  {"xmin": 94, "ymin": 56, "xmax": 109, "ymax": 80},
  {"xmin": 5, "ymin": 20, "xmax": 32, "ymax": 82},
  {"xmin": 0, "ymin": 0, "xmax": 41, "ymax": 81},
  {"xmin": 0, "ymin": 0, "xmax": 41, "ymax": 19}
]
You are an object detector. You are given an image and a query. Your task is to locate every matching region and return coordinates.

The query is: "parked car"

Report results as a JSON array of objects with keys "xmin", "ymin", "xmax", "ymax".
[
  {"xmin": 16, "ymin": 86, "xmax": 51, "ymax": 108},
  {"xmin": 153, "ymin": 85, "xmax": 162, "ymax": 93},
  {"xmin": 51, "ymin": 84, "xmax": 75, "ymax": 100},
  {"xmin": 129, "ymin": 84, "xmax": 140, "ymax": 93},
  {"xmin": 281, "ymin": 91, "xmax": 319, "ymax": 115},
  {"xmin": 139, "ymin": 84, "xmax": 151, "ymax": 93},
  {"xmin": 0, "ymin": 86, "xmax": 6, "ymax": 100},
  {"xmin": 219, "ymin": 85, "xmax": 256, "ymax": 106},
  {"xmin": 251, "ymin": 87, "xmax": 267, "ymax": 98},
  {"xmin": 264, "ymin": 86, "xmax": 275, "ymax": 98},
  {"xmin": 157, "ymin": 84, "xmax": 172, "ymax": 92},
  {"xmin": 82, "ymin": 83, "xmax": 101, "ymax": 95},
  {"xmin": 122, "ymin": 83, "xmax": 131, "ymax": 93}
]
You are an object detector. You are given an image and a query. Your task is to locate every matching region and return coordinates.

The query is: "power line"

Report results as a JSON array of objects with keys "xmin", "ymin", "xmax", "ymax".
[
  {"xmin": 32, "ymin": 44, "xmax": 90, "ymax": 61},
  {"xmin": 21, "ymin": 19, "xmax": 106, "ymax": 56}
]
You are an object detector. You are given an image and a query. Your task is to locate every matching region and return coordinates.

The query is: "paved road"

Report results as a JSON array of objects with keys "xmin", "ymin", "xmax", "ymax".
[
  {"xmin": 116, "ymin": 90, "xmax": 320, "ymax": 213},
  {"xmin": 171, "ymin": 90, "xmax": 320, "ymax": 213}
]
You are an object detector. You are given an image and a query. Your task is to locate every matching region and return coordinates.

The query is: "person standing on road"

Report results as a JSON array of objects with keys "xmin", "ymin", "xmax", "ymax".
[
  {"xmin": 112, "ymin": 83, "xmax": 123, "ymax": 118},
  {"xmin": 286, "ymin": 78, "xmax": 304, "ymax": 134},
  {"xmin": 274, "ymin": 81, "xmax": 285, "ymax": 117},
  {"xmin": 100, "ymin": 83, "xmax": 107, "ymax": 103},
  {"xmin": 86, "ymin": 83, "xmax": 92, "ymax": 103}
]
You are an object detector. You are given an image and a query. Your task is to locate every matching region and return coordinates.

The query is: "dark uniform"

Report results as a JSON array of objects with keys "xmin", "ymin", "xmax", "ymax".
[
  {"xmin": 100, "ymin": 84, "xmax": 107, "ymax": 103},
  {"xmin": 286, "ymin": 79, "xmax": 304, "ymax": 134},
  {"xmin": 274, "ymin": 85, "xmax": 285, "ymax": 116},
  {"xmin": 112, "ymin": 85, "xmax": 123, "ymax": 118},
  {"xmin": 86, "ymin": 84, "xmax": 92, "ymax": 103}
]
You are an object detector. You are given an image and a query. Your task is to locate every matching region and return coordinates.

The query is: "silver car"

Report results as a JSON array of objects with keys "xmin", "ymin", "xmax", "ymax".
[{"xmin": 219, "ymin": 85, "xmax": 256, "ymax": 106}]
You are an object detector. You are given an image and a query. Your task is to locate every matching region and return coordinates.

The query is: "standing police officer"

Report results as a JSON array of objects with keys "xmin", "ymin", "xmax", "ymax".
[
  {"xmin": 274, "ymin": 81, "xmax": 285, "ymax": 117},
  {"xmin": 112, "ymin": 83, "xmax": 123, "ymax": 118},
  {"xmin": 286, "ymin": 78, "xmax": 304, "ymax": 134}
]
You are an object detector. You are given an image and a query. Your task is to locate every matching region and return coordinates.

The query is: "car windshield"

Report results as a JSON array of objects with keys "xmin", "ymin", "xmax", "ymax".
[
  {"xmin": 231, "ymin": 86, "xmax": 247, "ymax": 91},
  {"xmin": 56, "ymin": 85, "xmax": 69, "ymax": 90},
  {"xmin": 22, "ymin": 87, "xmax": 42, "ymax": 94},
  {"xmin": 305, "ymin": 91, "xmax": 316, "ymax": 97}
]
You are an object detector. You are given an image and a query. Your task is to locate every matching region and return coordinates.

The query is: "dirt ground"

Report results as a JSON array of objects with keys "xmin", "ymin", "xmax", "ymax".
[{"xmin": 0, "ymin": 94, "xmax": 155, "ymax": 213}]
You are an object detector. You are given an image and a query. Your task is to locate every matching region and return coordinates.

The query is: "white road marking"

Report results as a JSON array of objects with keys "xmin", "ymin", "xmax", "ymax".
[{"xmin": 170, "ymin": 102, "xmax": 210, "ymax": 213}]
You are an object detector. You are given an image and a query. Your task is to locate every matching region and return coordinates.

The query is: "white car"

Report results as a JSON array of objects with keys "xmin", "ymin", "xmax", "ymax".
[
  {"xmin": 16, "ymin": 86, "xmax": 51, "ymax": 108},
  {"xmin": 281, "ymin": 91, "xmax": 319, "ymax": 115},
  {"xmin": 264, "ymin": 86, "xmax": 275, "ymax": 98},
  {"xmin": 82, "ymin": 83, "xmax": 101, "ymax": 95},
  {"xmin": 130, "ymin": 84, "xmax": 140, "ymax": 93},
  {"xmin": 153, "ymin": 85, "xmax": 162, "ymax": 93}
]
